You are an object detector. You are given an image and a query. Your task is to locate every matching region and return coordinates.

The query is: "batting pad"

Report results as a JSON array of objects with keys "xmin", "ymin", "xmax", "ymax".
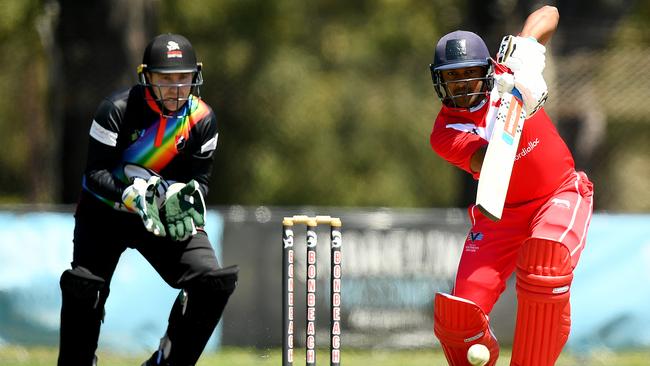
[
  {"xmin": 434, "ymin": 293, "xmax": 499, "ymax": 366},
  {"xmin": 512, "ymin": 239, "xmax": 573, "ymax": 366}
]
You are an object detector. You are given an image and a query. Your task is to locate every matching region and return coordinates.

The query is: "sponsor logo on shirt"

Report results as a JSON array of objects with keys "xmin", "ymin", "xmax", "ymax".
[
  {"xmin": 130, "ymin": 129, "xmax": 144, "ymax": 142},
  {"xmin": 514, "ymin": 138, "xmax": 540, "ymax": 161},
  {"xmin": 200, "ymin": 133, "xmax": 218, "ymax": 154},
  {"xmin": 551, "ymin": 198, "xmax": 571, "ymax": 209},
  {"xmin": 89, "ymin": 120, "xmax": 118, "ymax": 147},
  {"xmin": 465, "ymin": 231, "xmax": 483, "ymax": 252},
  {"xmin": 447, "ymin": 123, "xmax": 482, "ymax": 136}
]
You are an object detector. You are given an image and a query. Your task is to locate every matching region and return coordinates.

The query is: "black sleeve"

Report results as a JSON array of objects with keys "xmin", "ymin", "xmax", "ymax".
[
  {"xmin": 189, "ymin": 109, "xmax": 219, "ymax": 198},
  {"xmin": 83, "ymin": 97, "xmax": 129, "ymax": 202}
]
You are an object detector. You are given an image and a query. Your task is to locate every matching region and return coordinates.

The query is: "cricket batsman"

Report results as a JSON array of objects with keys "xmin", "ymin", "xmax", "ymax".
[
  {"xmin": 428, "ymin": 6, "xmax": 594, "ymax": 366},
  {"xmin": 57, "ymin": 33, "xmax": 239, "ymax": 366}
]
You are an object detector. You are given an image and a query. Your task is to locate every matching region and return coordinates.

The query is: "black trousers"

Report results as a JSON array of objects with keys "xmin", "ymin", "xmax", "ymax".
[{"xmin": 58, "ymin": 191, "xmax": 233, "ymax": 366}]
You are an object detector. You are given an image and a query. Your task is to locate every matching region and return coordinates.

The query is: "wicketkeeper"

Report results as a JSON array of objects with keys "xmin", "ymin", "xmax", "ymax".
[
  {"xmin": 57, "ymin": 33, "xmax": 239, "ymax": 366},
  {"xmin": 428, "ymin": 6, "xmax": 594, "ymax": 366}
]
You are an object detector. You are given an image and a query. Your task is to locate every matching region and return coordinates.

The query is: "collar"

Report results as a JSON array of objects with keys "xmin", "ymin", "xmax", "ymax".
[
  {"xmin": 144, "ymin": 88, "xmax": 193, "ymax": 117},
  {"xmin": 443, "ymin": 97, "xmax": 489, "ymax": 114}
]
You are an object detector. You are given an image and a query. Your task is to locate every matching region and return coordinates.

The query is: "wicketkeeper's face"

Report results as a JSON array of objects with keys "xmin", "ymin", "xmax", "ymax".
[
  {"xmin": 440, "ymin": 66, "xmax": 488, "ymax": 108},
  {"xmin": 147, "ymin": 72, "xmax": 194, "ymax": 112}
]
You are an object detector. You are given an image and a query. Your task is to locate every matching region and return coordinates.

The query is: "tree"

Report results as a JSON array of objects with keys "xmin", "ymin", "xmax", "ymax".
[{"xmin": 55, "ymin": 0, "xmax": 157, "ymax": 203}]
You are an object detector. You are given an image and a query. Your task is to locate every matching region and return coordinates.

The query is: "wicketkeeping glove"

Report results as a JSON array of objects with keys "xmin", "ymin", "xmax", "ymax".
[
  {"xmin": 122, "ymin": 176, "xmax": 166, "ymax": 236},
  {"xmin": 162, "ymin": 180, "xmax": 206, "ymax": 242}
]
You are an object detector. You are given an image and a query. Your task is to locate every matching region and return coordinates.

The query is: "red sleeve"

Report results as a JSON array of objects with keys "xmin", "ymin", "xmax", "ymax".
[{"xmin": 429, "ymin": 110, "xmax": 487, "ymax": 179}]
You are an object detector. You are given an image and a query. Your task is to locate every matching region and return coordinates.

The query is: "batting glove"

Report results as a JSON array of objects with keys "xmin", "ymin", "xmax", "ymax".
[
  {"xmin": 497, "ymin": 35, "xmax": 546, "ymax": 73},
  {"xmin": 122, "ymin": 176, "xmax": 166, "ymax": 237},
  {"xmin": 162, "ymin": 180, "xmax": 206, "ymax": 242},
  {"xmin": 497, "ymin": 35, "xmax": 548, "ymax": 117},
  {"xmin": 493, "ymin": 72, "xmax": 515, "ymax": 96},
  {"xmin": 513, "ymin": 69, "xmax": 548, "ymax": 118}
]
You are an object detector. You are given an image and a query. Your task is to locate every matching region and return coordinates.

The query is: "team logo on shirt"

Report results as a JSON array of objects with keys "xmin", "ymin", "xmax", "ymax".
[
  {"xmin": 468, "ymin": 231, "xmax": 483, "ymax": 243},
  {"xmin": 465, "ymin": 231, "xmax": 483, "ymax": 253},
  {"xmin": 176, "ymin": 135, "xmax": 186, "ymax": 150}
]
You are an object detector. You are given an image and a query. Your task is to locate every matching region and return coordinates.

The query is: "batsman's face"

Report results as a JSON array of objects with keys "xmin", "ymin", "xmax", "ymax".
[
  {"xmin": 440, "ymin": 66, "xmax": 487, "ymax": 108},
  {"xmin": 148, "ymin": 72, "xmax": 194, "ymax": 111}
]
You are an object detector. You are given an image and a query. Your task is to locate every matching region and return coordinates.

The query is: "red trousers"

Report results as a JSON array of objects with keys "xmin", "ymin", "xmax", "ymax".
[{"xmin": 453, "ymin": 171, "xmax": 594, "ymax": 314}]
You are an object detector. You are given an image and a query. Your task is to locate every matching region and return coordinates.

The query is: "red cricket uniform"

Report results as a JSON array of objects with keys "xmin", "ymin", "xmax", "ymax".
[{"xmin": 430, "ymin": 98, "xmax": 594, "ymax": 314}]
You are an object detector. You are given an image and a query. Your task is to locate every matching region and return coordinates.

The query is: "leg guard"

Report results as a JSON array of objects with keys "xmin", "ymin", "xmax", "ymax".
[
  {"xmin": 57, "ymin": 267, "xmax": 107, "ymax": 366},
  {"xmin": 511, "ymin": 239, "xmax": 573, "ymax": 366},
  {"xmin": 434, "ymin": 293, "xmax": 499, "ymax": 366},
  {"xmin": 150, "ymin": 265, "xmax": 239, "ymax": 366}
]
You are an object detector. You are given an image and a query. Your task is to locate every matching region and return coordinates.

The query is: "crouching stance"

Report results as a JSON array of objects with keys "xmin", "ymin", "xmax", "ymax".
[
  {"xmin": 427, "ymin": 6, "xmax": 594, "ymax": 366},
  {"xmin": 58, "ymin": 33, "xmax": 239, "ymax": 366}
]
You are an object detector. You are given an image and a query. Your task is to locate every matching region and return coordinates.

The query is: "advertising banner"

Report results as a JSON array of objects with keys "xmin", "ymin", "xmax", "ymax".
[
  {"xmin": 0, "ymin": 210, "xmax": 223, "ymax": 353},
  {"xmin": 0, "ymin": 207, "xmax": 649, "ymax": 352},
  {"xmin": 220, "ymin": 206, "xmax": 470, "ymax": 348}
]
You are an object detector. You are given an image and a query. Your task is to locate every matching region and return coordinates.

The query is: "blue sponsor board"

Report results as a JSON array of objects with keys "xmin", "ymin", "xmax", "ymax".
[
  {"xmin": 0, "ymin": 209, "xmax": 649, "ymax": 351},
  {"xmin": 0, "ymin": 210, "xmax": 223, "ymax": 354},
  {"xmin": 569, "ymin": 214, "xmax": 650, "ymax": 349}
]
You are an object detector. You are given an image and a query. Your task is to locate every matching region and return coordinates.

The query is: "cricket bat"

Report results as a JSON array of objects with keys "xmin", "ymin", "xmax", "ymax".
[{"xmin": 475, "ymin": 89, "xmax": 526, "ymax": 221}]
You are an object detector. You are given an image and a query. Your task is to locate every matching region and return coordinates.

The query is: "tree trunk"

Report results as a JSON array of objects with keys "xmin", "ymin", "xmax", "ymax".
[{"xmin": 55, "ymin": 0, "xmax": 157, "ymax": 203}]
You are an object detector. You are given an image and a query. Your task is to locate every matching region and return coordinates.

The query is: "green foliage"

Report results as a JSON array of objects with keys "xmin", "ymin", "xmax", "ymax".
[
  {"xmin": 0, "ymin": 0, "xmax": 39, "ymax": 38},
  {"xmin": 597, "ymin": 121, "xmax": 650, "ymax": 211},
  {"xmin": 0, "ymin": 0, "xmax": 49, "ymax": 200},
  {"xmin": 0, "ymin": 0, "xmax": 648, "ymax": 208},
  {"xmin": 160, "ymin": 0, "xmax": 458, "ymax": 207},
  {"xmin": 627, "ymin": 0, "xmax": 650, "ymax": 45}
]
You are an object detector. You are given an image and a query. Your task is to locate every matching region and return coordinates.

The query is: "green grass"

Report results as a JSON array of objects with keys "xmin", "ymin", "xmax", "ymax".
[{"xmin": 1, "ymin": 346, "xmax": 650, "ymax": 365}]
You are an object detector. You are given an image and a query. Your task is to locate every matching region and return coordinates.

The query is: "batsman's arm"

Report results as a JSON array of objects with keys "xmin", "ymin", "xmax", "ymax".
[
  {"xmin": 430, "ymin": 115, "xmax": 488, "ymax": 179},
  {"xmin": 519, "ymin": 5, "xmax": 559, "ymax": 45},
  {"xmin": 470, "ymin": 146, "xmax": 487, "ymax": 174},
  {"xmin": 470, "ymin": 7, "xmax": 558, "ymax": 175}
]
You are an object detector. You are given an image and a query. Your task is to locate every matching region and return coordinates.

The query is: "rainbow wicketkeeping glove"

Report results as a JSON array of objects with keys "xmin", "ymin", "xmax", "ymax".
[
  {"xmin": 122, "ymin": 176, "xmax": 166, "ymax": 237},
  {"xmin": 162, "ymin": 180, "xmax": 206, "ymax": 242}
]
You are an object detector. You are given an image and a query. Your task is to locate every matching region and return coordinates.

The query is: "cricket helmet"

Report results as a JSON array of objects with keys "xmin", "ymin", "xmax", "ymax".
[
  {"xmin": 429, "ymin": 30, "xmax": 493, "ymax": 108},
  {"xmin": 138, "ymin": 33, "xmax": 203, "ymax": 113}
]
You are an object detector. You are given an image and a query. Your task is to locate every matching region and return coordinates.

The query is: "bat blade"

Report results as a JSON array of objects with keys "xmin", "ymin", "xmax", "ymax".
[{"xmin": 475, "ymin": 90, "xmax": 526, "ymax": 221}]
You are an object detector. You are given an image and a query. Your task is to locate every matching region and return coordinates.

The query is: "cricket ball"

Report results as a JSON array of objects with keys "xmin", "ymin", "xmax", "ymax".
[{"xmin": 467, "ymin": 343, "xmax": 490, "ymax": 366}]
